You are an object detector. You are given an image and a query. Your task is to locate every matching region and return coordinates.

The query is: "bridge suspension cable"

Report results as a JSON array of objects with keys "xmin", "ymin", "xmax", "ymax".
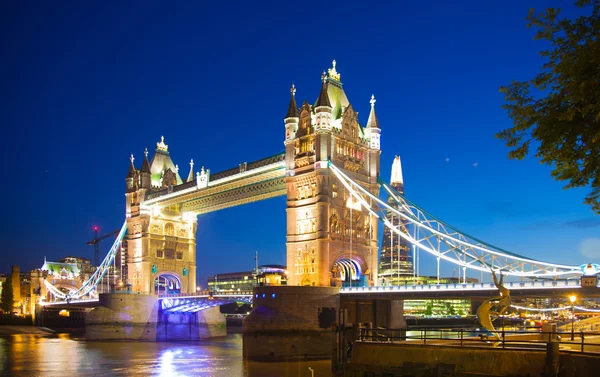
[
  {"xmin": 327, "ymin": 161, "xmax": 582, "ymax": 279},
  {"xmin": 44, "ymin": 221, "xmax": 128, "ymax": 301}
]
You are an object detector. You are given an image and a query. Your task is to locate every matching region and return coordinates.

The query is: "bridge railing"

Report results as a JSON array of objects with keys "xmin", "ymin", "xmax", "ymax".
[
  {"xmin": 158, "ymin": 291, "xmax": 253, "ymax": 299},
  {"xmin": 355, "ymin": 327, "xmax": 600, "ymax": 355},
  {"xmin": 340, "ymin": 279, "xmax": 584, "ymax": 294}
]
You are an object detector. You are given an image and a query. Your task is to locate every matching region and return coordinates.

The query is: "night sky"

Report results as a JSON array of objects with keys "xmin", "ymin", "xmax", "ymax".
[{"xmin": 2, "ymin": 0, "xmax": 599, "ymax": 286}]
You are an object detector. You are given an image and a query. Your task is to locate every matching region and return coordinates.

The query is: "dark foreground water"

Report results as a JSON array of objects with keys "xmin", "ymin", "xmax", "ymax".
[{"xmin": 0, "ymin": 333, "xmax": 331, "ymax": 377}]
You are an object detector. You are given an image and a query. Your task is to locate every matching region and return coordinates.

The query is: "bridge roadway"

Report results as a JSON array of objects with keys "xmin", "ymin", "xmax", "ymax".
[
  {"xmin": 340, "ymin": 279, "xmax": 600, "ymax": 300},
  {"xmin": 40, "ymin": 279, "xmax": 600, "ymax": 310},
  {"xmin": 158, "ymin": 293, "xmax": 253, "ymax": 312}
]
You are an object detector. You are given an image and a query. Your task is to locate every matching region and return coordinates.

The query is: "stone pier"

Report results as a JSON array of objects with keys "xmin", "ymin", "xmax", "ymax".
[
  {"xmin": 86, "ymin": 293, "xmax": 225, "ymax": 341},
  {"xmin": 243, "ymin": 286, "xmax": 340, "ymax": 361}
]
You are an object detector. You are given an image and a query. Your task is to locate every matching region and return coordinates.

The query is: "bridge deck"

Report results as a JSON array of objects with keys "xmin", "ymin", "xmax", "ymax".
[{"xmin": 341, "ymin": 280, "xmax": 600, "ymax": 299}]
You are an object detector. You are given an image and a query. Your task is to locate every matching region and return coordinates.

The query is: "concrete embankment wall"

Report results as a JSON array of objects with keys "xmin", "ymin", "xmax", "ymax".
[
  {"xmin": 86, "ymin": 293, "xmax": 226, "ymax": 341},
  {"xmin": 243, "ymin": 286, "xmax": 339, "ymax": 361},
  {"xmin": 347, "ymin": 342, "xmax": 600, "ymax": 377}
]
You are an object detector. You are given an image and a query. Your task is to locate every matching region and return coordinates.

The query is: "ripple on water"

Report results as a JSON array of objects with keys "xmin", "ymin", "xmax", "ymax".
[{"xmin": 0, "ymin": 333, "xmax": 331, "ymax": 377}]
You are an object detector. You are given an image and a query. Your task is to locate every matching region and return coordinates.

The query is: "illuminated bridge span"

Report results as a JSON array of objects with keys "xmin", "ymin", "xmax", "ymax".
[
  {"xmin": 159, "ymin": 294, "xmax": 252, "ymax": 313},
  {"xmin": 143, "ymin": 152, "xmax": 286, "ymax": 214},
  {"xmin": 44, "ymin": 159, "xmax": 598, "ymax": 302},
  {"xmin": 43, "ymin": 159, "xmax": 597, "ymax": 303},
  {"xmin": 42, "ymin": 61, "xmax": 598, "ymax": 305},
  {"xmin": 43, "ymin": 222, "xmax": 128, "ymax": 302},
  {"xmin": 340, "ymin": 279, "xmax": 600, "ymax": 300},
  {"xmin": 328, "ymin": 162, "xmax": 596, "ymax": 280}
]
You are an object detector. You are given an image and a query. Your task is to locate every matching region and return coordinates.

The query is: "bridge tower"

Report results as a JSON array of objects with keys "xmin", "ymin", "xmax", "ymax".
[
  {"xmin": 285, "ymin": 61, "xmax": 381, "ymax": 287},
  {"xmin": 125, "ymin": 138, "xmax": 197, "ymax": 295}
]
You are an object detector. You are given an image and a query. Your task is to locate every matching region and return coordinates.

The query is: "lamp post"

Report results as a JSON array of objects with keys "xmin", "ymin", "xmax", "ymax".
[
  {"xmin": 308, "ymin": 367, "xmax": 314, "ymax": 377},
  {"xmin": 569, "ymin": 295, "xmax": 576, "ymax": 341}
]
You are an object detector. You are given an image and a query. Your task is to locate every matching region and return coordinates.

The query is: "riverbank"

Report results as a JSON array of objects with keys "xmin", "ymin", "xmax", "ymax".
[{"xmin": 0, "ymin": 326, "xmax": 55, "ymax": 335}]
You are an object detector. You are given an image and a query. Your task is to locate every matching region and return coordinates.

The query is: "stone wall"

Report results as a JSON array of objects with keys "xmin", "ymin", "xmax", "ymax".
[
  {"xmin": 243, "ymin": 286, "xmax": 339, "ymax": 360},
  {"xmin": 86, "ymin": 293, "xmax": 159, "ymax": 340},
  {"xmin": 347, "ymin": 342, "xmax": 600, "ymax": 377},
  {"xmin": 86, "ymin": 293, "xmax": 226, "ymax": 341}
]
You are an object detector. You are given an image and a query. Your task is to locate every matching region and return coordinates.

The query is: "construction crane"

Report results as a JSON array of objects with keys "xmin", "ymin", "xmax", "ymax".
[{"xmin": 87, "ymin": 226, "xmax": 119, "ymax": 267}]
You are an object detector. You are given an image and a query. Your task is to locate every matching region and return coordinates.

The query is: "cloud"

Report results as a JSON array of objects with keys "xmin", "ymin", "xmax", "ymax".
[{"xmin": 579, "ymin": 238, "xmax": 600, "ymax": 260}]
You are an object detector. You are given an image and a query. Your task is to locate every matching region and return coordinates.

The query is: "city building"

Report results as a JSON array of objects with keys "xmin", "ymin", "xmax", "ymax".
[
  {"xmin": 404, "ymin": 298, "xmax": 472, "ymax": 317},
  {"xmin": 207, "ymin": 265, "xmax": 287, "ymax": 293},
  {"xmin": 256, "ymin": 265, "xmax": 287, "ymax": 286},
  {"xmin": 378, "ymin": 156, "xmax": 413, "ymax": 286},
  {"xmin": 0, "ymin": 266, "xmax": 34, "ymax": 316}
]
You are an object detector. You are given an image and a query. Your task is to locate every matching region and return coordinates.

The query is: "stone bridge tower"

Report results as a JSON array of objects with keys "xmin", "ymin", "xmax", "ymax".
[
  {"xmin": 125, "ymin": 137, "xmax": 197, "ymax": 295},
  {"xmin": 284, "ymin": 61, "xmax": 381, "ymax": 287}
]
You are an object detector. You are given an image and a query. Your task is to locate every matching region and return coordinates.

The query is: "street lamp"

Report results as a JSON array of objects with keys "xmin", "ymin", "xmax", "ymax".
[
  {"xmin": 308, "ymin": 367, "xmax": 314, "ymax": 377},
  {"xmin": 569, "ymin": 295, "xmax": 577, "ymax": 341}
]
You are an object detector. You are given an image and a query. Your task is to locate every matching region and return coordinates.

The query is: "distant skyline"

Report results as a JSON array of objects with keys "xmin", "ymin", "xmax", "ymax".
[{"xmin": 2, "ymin": 0, "xmax": 598, "ymax": 286}]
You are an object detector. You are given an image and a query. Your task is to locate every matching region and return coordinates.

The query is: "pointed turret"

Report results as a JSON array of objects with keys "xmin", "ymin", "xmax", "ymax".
[
  {"xmin": 365, "ymin": 95, "xmax": 381, "ymax": 151},
  {"xmin": 284, "ymin": 84, "xmax": 300, "ymax": 142},
  {"xmin": 187, "ymin": 159, "xmax": 195, "ymax": 183},
  {"xmin": 366, "ymin": 94, "xmax": 380, "ymax": 129},
  {"xmin": 390, "ymin": 155, "xmax": 404, "ymax": 194},
  {"xmin": 126, "ymin": 154, "xmax": 135, "ymax": 178},
  {"xmin": 126, "ymin": 154, "xmax": 136, "ymax": 192},
  {"xmin": 285, "ymin": 84, "xmax": 299, "ymax": 118},
  {"xmin": 141, "ymin": 148, "xmax": 151, "ymax": 173},
  {"xmin": 140, "ymin": 148, "xmax": 151, "ymax": 189},
  {"xmin": 315, "ymin": 71, "xmax": 333, "ymax": 133},
  {"xmin": 316, "ymin": 72, "xmax": 331, "ymax": 108}
]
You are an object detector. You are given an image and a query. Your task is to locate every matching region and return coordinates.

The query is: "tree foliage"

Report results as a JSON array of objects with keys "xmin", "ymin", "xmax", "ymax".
[
  {"xmin": 1, "ymin": 275, "xmax": 14, "ymax": 314},
  {"xmin": 498, "ymin": 0, "xmax": 600, "ymax": 213}
]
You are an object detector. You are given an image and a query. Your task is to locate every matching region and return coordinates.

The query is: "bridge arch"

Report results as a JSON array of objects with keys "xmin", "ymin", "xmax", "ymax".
[
  {"xmin": 332, "ymin": 255, "xmax": 366, "ymax": 286},
  {"xmin": 154, "ymin": 272, "xmax": 181, "ymax": 295}
]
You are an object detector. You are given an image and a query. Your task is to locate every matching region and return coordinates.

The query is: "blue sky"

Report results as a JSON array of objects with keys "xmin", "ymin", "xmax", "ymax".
[{"xmin": 2, "ymin": 0, "xmax": 598, "ymax": 285}]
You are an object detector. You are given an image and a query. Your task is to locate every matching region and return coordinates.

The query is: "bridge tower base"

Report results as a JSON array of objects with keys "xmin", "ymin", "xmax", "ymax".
[
  {"xmin": 243, "ymin": 286, "xmax": 339, "ymax": 361},
  {"xmin": 86, "ymin": 293, "xmax": 225, "ymax": 341},
  {"xmin": 86, "ymin": 293, "xmax": 159, "ymax": 341}
]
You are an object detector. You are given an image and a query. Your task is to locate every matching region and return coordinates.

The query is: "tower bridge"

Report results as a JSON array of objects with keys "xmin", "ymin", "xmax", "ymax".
[{"xmin": 43, "ymin": 60, "xmax": 598, "ymax": 310}]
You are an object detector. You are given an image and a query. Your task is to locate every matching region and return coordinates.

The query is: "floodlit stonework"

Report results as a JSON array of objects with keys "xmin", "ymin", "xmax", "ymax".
[{"xmin": 284, "ymin": 61, "xmax": 381, "ymax": 287}]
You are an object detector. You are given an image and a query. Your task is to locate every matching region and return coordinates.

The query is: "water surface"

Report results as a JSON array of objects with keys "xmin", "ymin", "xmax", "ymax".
[{"xmin": 0, "ymin": 333, "xmax": 330, "ymax": 377}]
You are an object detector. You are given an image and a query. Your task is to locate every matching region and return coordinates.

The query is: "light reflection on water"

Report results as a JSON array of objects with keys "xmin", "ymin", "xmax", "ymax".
[{"xmin": 0, "ymin": 333, "xmax": 330, "ymax": 377}]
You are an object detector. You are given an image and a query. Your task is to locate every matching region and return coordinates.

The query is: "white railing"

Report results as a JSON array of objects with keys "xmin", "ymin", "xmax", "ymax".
[{"xmin": 341, "ymin": 279, "xmax": 583, "ymax": 294}]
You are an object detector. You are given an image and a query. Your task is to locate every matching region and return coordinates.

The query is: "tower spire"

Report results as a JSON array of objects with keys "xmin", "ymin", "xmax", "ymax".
[
  {"xmin": 285, "ymin": 84, "xmax": 299, "ymax": 118},
  {"xmin": 141, "ymin": 147, "xmax": 151, "ymax": 173},
  {"xmin": 391, "ymin": 155, "xmax": 404, "ymax": 193},
  {"xmin": 187, "ymin": 159, "xmax": 195, "ymax": 182},
  {"xmin": 316, "ymin": 72, "xmax": 331, "ymax": 108},
  {"xmin": 126, "ymin": 153, "xmax": 135, "ymax": 178},
  {"xmin": 366, "ymin": 94, "xmax": 379, "ymax": 129}
]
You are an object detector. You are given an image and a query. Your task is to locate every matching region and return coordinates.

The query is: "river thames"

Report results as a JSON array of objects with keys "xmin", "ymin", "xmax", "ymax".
[{"xmin": 0, "ymin": 333, "xmax": 331, "ymax": 377}]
